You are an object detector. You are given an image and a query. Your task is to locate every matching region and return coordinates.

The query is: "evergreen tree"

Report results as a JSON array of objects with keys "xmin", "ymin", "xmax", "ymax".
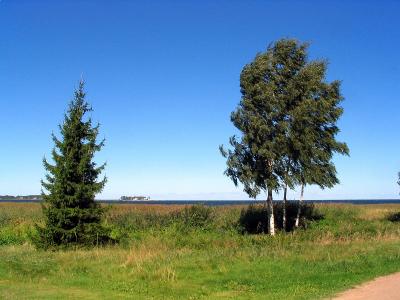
[{"xmin": 37, "ymin": 80, "xmax": 110, "ymax": 248}]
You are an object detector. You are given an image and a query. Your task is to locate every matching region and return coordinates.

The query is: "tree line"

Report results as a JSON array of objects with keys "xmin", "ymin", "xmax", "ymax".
[{"xmin": 37, "ymin": 38, "xmax": 349, "ymax": 247}]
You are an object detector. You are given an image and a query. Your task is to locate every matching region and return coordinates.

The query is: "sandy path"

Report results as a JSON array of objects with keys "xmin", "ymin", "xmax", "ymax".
[{"xmin": 333, "ymin": 272, "xmax": 400, "ymax": 299}]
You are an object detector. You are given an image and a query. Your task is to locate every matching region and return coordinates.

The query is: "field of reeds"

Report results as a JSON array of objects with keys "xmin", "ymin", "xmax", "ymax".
[{"xmin": 1, "ymin": 202, "xmax": 400, "ymax": 299}]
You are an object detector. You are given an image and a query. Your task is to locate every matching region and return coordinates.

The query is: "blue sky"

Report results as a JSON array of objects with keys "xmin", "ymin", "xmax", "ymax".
[{"xmin": 1, "ymin": 0, "xmax": 399, "ymax": 200}]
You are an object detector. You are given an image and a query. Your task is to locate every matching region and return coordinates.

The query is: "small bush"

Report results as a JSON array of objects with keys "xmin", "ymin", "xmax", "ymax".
[
  {"xmin": 109, "ymin": 211, "xmax": 169, "ymax": 231},
  {"xmin": 238, "ymin": 201, "xmax": 324, "ymax": 234},
  {"xmin": 173, "ymin": 204, "xmax": 214, "ymax": 228},
  {"xmin": 387, "ymin": 212, "xmax": 400, "ymax": 222},
  {"xmin": 0, "ymin": 227, "xmax": 24, "ymax": 245},
  {"xmin": 108, "ymin": 204, "xmax": 215, "ymax": 235}
]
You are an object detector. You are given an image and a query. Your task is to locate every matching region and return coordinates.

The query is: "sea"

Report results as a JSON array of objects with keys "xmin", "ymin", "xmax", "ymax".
[{"xmin": 1, "ymin": 199, "xmax": 400, "ymax": 205}]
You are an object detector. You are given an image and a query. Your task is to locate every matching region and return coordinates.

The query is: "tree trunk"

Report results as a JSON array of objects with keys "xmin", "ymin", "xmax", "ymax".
[
  {"xmin": 295, "ymin": 184, "xmax": 304, "ymax": 228},
  {"xmin": 267, "ymin": 189, "xmax": 275, "ymax": 236},
  {"xmin": 283, "ymin": 183, "xmax": 287, "ymax": 231}
]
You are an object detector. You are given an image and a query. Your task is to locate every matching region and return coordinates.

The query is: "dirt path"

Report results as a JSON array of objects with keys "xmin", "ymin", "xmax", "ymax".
[{"xmin": 333, "ymin": 272, "xmax": 400, "ymax": 299}]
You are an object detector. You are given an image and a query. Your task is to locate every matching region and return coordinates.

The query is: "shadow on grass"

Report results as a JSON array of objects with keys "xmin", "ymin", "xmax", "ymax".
[
  {"xmin": 386, "ymin": 212, "xmax": 400, "ymax": 222},
  {"xmin": 238, "ymin": 201, "xmax": 324, "ymax": 234}
]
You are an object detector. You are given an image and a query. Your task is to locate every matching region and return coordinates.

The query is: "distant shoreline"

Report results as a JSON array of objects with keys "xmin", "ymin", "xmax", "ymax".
[{"xmin": 1, "ymin": 199, "xmax": 400, "ymax": 205}]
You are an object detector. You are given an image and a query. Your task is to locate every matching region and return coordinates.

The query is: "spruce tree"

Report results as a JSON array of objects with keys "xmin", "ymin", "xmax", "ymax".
[{"xmin": 37, "ymin": 80, "xmax": 110, "ymax": 248}]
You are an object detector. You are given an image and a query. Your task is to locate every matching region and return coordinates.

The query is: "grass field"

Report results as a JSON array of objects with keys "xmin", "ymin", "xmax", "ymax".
[{"xmin": 1, "ymin": 202, "xmax": 400, "ymax": 299}]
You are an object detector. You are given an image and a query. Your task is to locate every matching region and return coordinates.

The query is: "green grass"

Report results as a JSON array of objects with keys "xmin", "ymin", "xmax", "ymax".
[{"xmin": 1, "ymin": 203, "xmax": 400, "ymax": 299}]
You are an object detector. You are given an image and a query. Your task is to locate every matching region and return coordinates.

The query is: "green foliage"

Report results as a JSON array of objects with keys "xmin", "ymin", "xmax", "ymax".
[
  {"xmin": 0, "ymin": 204, "xmax": 41, "ymax": 246},
  {"xmin": 0, "ymin": 227, "xmax": 25, "ymax": 245},
  {"xmin": 109, "ymin": 210, "xmax": 172, "ymax": 232},
  {"xmin": 220, "ymin": 39, "xmax": 349, "ymax": 232},
  {"xmin": 398, "ymin": 172, "xmax": 400, "ymax": 188},
  {"xmin": 36, "ymin": 81, "xmax": 113, "ymax": 248},
  {"xmin": 173, "ymin": 204, "xmax": 214, "ymax": 229},
  {"xmin": 238, "ymin": 202, "xmax": 323, "ymax": 234},
  {"xmin": 108, "ymin": 205, "xmax": 215, "ymax": 235}
]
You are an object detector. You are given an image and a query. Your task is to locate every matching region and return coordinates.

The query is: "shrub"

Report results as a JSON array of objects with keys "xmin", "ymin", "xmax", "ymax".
[
  {"xmin": 0, "ymin": 227, "xmax": 25, "ymax": 245},
  {"xmin": 108, "ymin": 211, "xmax": 174, "ymax": 231},
  {"xmin": 108, "ymin": 204, "xmax": 215, "ymax": 235},
  {"xmin": 238, "ymin": 201, "xmax": 324, "ymax": 234},
  {"xmin": 173, "ymin": 204, "xmax": 214, "ymax": 228}
]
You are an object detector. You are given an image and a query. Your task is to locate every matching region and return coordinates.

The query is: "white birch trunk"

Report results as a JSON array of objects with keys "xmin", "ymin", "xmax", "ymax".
[
  {"xmin": 267, "ymin": 189, "xmax": 275, "ymax": 236},
  {"xmin": 283, "ymin": 183, "xmax": 287, "ymax": 231},
  {"xmin": 295, "ymin": 184, "xmax": 304, "ymax": 228}
]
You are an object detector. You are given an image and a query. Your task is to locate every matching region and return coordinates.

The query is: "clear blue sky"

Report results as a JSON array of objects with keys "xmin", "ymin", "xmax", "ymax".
[{"xmin": 1, "ymin": 0, "xmax": 399, "ymax": 200}]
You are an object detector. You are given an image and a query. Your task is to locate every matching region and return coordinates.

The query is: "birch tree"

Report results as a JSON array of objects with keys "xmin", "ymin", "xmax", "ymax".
[
  {"xmin": 289, "ymin": 61, "xmax": 349, "ymax": 227},
  {"xmin": 220, "ymin": 39, "xmax": 306, "ymax": 235},
  {"xmin": 221, "ymin": 39, "xmax": 348, "ymax": 233},
  {"xmin": 396, "ymin": 173, "xmax": 400, "ymax": 197}
]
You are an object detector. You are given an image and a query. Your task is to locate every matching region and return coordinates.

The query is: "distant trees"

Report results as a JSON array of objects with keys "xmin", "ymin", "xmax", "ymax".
[
  {"xmin": 220, "ymin": 39, "xmax": 348, "ymax": 235},
  {"xmin": 398, "ymin": 172, "xmax": 400, "ymax": 189},
  {"xmin": 36, "ymin": 81, "xmax": 111, "ymax": 248},
  {"xmin": 398, "ymin": 172, "xmax": 400, "ymax": 196}
]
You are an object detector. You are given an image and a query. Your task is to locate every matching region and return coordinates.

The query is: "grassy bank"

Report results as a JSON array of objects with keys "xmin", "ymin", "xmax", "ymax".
[{"xmin": 1, "ymin": 203, "xmax": 400, "ymax": 299}]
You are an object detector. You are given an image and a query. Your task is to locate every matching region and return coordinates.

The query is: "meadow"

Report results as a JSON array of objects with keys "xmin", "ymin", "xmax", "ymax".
[{"xmin": 1, "ymin": 202, "xmax": 400, "ymax": 299}]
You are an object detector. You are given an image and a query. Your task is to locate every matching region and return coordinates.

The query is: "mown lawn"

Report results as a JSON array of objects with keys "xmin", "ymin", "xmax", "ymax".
[{"xmin": 1, "ymin": 203, "xmax": 400, "ymax": 299}]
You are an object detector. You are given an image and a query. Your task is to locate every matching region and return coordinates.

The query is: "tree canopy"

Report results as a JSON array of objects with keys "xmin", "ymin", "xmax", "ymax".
[{"xmin": 220, "ymin": 39, "xmax": 349, "ymax": 234}]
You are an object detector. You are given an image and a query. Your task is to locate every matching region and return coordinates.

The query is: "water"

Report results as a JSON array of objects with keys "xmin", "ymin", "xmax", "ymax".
[{"xmin": 1, "ymin": 199, "xmax": 400, "ymax": 205}]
